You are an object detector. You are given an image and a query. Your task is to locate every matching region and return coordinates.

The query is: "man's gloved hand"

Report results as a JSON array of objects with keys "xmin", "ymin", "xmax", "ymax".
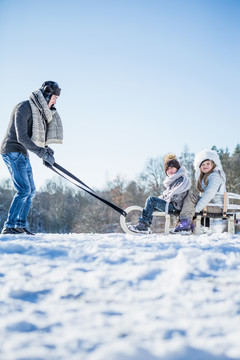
[
  {"xmin": 45, "ymin": 146, "xmax": 54, "ymax": 156},
  {"xmin": 42, "ymin": 147, "xmax": 55, "ymax": 166}
]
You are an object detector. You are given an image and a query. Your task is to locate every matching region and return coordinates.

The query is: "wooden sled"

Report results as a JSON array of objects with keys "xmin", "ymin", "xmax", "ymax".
[
  {"xmin": 195, "ymin": 192, "xmax": 240, "ymax": 235},
  {"xmin": 120, "ymin": 192, "xmax": 240, "ymax": 235}
]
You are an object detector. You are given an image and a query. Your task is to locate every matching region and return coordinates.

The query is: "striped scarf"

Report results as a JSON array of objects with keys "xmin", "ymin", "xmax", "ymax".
[
  {"xmin": 29, "ymin": 90, "xmax": 63, "ymax": 147},
  {"xmin": 162, "ymin": 166, "xmax": 191, "ymax": 213}
]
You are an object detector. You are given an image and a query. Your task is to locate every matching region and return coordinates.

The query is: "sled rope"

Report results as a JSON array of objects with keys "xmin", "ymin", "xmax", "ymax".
[{"xmin": 46, "ymin": 162, "xmax": 127, "ymax": 217}]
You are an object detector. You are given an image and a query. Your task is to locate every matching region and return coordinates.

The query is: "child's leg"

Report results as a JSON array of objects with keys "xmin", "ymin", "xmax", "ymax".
[
  {"xmin": 140, "ymin": 197, "xmax": 168, "ymax": 225},
  {"xmin": 179, "ymin": 192, "xmax": 200, "ymax": 220}
]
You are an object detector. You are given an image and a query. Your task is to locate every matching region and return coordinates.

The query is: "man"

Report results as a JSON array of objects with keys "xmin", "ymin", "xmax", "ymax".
[{"xmin": 1, "ymin": 81, "xmax": 63, "ymax": 235}]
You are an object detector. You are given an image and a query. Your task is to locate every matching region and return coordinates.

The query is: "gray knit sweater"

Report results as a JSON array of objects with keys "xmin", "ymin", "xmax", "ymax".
[{"xmin": 1, "ymin": 101, "xmax": 46, "ymax": 158}]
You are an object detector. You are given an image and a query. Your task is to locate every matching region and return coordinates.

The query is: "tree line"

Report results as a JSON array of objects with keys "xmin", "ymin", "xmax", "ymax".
[{"xmin": 0, "ymin": 145, "xmax": 240, "ymax": 233}]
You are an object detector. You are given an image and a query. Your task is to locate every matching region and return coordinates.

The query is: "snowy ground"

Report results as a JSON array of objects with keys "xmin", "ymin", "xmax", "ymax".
[{"xmin": 1, "ymin": 228, "xmax": 240, "ymax": 360}]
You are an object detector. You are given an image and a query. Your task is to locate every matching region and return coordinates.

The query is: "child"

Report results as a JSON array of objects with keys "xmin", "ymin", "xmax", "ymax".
[
  {"xmin": 128, "ymin": 153, "xmax": 191, "ymax": 234},
  {"xmin": 172, "ymin": 149, "xmax": 226, "ymax": 233}
]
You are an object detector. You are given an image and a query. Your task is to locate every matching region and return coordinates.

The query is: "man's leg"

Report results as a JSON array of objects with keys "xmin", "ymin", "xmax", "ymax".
[
  {"xmin": 2, "ymin": 153, "xmax": 35, "ymax": 229},
  {"xmin": 15, "ymin": 157, "xmax": 36, "ymax": 228}
]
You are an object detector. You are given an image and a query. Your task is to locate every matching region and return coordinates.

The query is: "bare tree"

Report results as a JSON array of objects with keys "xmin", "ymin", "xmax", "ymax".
[{"xmin": 139, "ymin": 157, "xmax": 165, "ymax": 196}]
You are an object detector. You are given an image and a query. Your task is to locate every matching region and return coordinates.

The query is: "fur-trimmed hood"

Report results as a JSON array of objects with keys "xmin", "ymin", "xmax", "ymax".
[{"xmin": 194, "ymin": 149, "xmax": 226, "ymax": 182}]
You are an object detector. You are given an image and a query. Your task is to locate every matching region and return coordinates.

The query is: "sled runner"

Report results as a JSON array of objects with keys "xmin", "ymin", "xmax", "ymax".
[
  {"xmin": 120, "ymin": 192, "xmax": 240, "ymax": 235},
  {"xmin": 120, "ymin": 206, "xmax": 171, "ymax": 235}
]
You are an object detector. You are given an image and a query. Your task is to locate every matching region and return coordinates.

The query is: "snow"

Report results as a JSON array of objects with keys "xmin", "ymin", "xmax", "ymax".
[{"xmin": 1, "ymin": 230, "xmax": 240, "ymax": 360}]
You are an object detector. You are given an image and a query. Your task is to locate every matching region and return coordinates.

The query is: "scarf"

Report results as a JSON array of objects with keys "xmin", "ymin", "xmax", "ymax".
[
  {"xmin": 162, "ymin": 166, "xmax": 191, "ymax": 213},
  {"xmin": 29, "ymin": 90, "xmax": 63, "ymax": 147}
]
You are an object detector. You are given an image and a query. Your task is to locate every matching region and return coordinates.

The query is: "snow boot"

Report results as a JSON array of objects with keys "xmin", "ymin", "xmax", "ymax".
[
  {"xmin": 15, "ymin": 227, "xmax": 35, "ymax": 235},
  {"xmin": 1, "ymin": 227, "xmax": 24, "ymax": 235},
  {"xmin": 128, "ymin": 222, "xmax": 152, "ymax": 234},
  {"xmin": 170, "ymin": 219, "xmax": 192, "ymax": 234}
]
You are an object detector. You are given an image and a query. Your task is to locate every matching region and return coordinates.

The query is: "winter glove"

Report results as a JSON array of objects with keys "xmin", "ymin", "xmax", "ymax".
[
  {"xmin": 42, "ymin": 148, "xmax": 55, "ymax": 167},
  {"xmin": 45, "ymin": 146, "xmax": 54, "ymax": 156}
]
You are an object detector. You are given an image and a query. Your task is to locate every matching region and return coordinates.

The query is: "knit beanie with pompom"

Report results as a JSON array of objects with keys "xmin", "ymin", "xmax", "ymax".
[{"xmin": 164, "ymin": 153, "xmax": 180, "ymax": 174}]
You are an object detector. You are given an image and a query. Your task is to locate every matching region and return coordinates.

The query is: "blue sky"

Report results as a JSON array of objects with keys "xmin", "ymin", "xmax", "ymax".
[{"xmin": 0, "ymin": 0, "xmax": 239, "ymax": 190}]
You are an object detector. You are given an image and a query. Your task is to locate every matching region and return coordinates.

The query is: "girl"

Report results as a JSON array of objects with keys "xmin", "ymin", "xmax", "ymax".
[
  {"xmin": 129, "ymin": 153, "xmax": 191, "ymax": 234},
  {"xmin": 172, "ymin": 149, "xmax": 226, "ymax": 233}
]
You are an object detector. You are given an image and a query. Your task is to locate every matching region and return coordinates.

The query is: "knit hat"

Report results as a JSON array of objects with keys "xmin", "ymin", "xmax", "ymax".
[
  {"xmin": 40, "ymin": 81, "xmax": 61, "ymax": 104},
  {"xmin": 194, "ymin": 149, "xmax": 226, "ymax": 181},
  {"xmin": 164, "ymin": 153, "xmax": 180, "ymax": 174}
]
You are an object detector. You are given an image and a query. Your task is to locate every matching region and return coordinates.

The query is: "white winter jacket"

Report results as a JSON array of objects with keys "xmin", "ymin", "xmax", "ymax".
[{"xmin": 195, "ymin": 170, "xmax": 226, "ymax": 213}]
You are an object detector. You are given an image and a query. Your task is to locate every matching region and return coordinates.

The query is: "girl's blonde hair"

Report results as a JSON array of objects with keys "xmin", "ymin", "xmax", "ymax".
[{"xmin": 197, "ymin": 160, "xmax": 216, "ymax": 192}]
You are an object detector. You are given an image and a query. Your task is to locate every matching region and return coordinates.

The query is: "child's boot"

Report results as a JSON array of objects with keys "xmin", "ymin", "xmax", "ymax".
[
  {"xmin": 128, "ymin": 222, "xmax": 152, "ymax": 234},
  {"xmin": 170, "ymin": 218, "xmax": 192, "ymax": 234}
]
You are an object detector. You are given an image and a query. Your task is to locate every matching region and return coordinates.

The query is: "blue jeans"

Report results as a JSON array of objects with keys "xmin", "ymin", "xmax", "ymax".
[
  {"xmin": 2, "ymin": 152, "xmax": 36, "ymax": 228},
  {"xmin": 140, "ymin": 196, "xmax": 179, "ymax": 226}
]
